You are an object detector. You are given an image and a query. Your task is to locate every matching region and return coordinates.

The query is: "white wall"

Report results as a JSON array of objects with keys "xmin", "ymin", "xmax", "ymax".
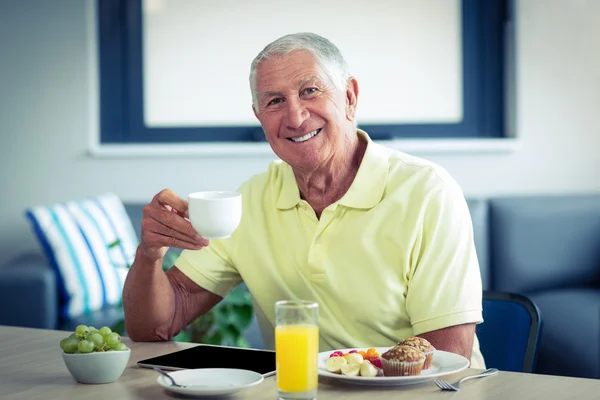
[{"xmin": 0, "ymin": 0, "xmax": 599, "ymax": 266}]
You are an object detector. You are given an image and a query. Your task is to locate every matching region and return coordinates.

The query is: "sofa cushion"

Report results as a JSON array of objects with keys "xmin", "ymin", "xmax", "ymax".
[
  {"xmin": 529, "ymin": 289, "xmax": 600, "ymax": 379},
  {"xmin": 124, "ymin": 203, "xmax": 144, "ymax": 239},
  {"xmin": 0, "ymin": 254, "xmax": 58, "ymax": 330},
  {"xmin": 25, "ymin": 193, "xmax": 138, "ymax": 319},
  {"xmin": 58, "ymin": 306, "xmax": 125, "ymax": 333},
  {"xmin": 489, "ymin": 195, "xmax": 600, "ymax": 293}
]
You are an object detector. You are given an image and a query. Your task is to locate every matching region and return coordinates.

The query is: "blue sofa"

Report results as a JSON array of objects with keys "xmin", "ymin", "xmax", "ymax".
[{"xmin": 1, "ymin": 194, "xmax": 599, "ymax": 378}]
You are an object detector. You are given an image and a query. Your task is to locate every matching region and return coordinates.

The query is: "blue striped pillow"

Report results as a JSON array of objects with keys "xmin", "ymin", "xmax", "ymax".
[{"xmin": 25, "ymin": 193, "xmax": 139, "ymax": 319}]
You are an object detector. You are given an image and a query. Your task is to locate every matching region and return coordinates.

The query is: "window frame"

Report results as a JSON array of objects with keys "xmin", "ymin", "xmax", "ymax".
[{"xmin": 98, "ymin": 0, "xmax": 508, "ymax": 144}]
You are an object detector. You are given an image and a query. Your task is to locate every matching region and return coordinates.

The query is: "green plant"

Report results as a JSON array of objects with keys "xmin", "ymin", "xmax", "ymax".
[
  {"xmin": 172, "ymin": 284, "xmax": 254, "ymax": 347},
  {"xmin": 109, "ymin": 242, "xmax": 254, "ymax": 347}
]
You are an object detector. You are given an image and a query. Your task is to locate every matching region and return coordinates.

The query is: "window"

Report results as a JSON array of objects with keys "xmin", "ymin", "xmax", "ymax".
[{"xmin": 98, "ymin": 0, "xmax": 509, "ymax": 144}]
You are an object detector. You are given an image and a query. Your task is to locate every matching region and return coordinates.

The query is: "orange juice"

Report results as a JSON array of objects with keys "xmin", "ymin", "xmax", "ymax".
[{"xmin": 275, "ymin": 324, "xmax": 319, "ymax": 392}]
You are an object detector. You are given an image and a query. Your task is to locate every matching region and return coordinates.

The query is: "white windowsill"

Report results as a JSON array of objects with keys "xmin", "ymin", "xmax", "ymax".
[{"xmin": 87, "ymin": 138, "xmax": 520, "ymax": 159}]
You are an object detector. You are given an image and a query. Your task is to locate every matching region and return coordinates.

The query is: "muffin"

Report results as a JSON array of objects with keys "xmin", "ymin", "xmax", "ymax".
[
  {"xmin": 380, "ymin": 345, "xmax": 425, "ymax": 376},
  {"xmin": 399, "ymin": 336, "xmax": 436, "ymax": 369}
]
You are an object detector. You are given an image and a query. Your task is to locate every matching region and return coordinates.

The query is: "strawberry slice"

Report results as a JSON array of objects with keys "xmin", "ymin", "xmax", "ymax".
[
  {"xmin": 366, "ymin": 357, "xmax": 382, "ymax": 369},
  {"xmin": 329, "ymin": 351, "xmax": 344, "ymax": 358}
]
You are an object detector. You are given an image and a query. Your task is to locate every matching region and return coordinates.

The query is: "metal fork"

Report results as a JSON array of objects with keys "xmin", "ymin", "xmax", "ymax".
[{"xmin": 434, "ymin": 368, "xmax": 499, "ymax": 391}]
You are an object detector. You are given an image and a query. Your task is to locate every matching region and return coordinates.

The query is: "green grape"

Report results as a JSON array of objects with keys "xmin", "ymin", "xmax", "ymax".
[
  {"xmin": 88, "ymin": 326, "xmax": 99, "ymax": 333},
  {"xmin": 60, "ymin": 338, "xmax": 69, "ymax": 351},
  {"xmin": 115, "ymin": 343, "xmax": 128, "ymax": 351},
  {"xmin": 63, "ymin": 337, "xmax": 80, "ymax": 354},
  {"xmin": 75, "ymin": 325, "xmax": 89, "ymax": 339},
  {"xmin": 89, "ymin": 332, "xmax": 104, "ymax": 350},
  {"xmin": 78, "ymin": 339, "xmax": 95, "ymax": 353},
  {"xmin": 68, "ymin": 333, "xmax": 79, "ymax": 340},
  {"xmin": 98, "ymin": 326, "xmax": 112, "ymax": 338},
  {"xmin": 106, "ymin": 332, "xmax": 121, "ymax": 350}
]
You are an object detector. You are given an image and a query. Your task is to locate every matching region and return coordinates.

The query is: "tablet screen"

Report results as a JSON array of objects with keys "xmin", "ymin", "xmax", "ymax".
[{"xmin": 137, "ymin": 345, "xmax": 277, "ymax": 376}]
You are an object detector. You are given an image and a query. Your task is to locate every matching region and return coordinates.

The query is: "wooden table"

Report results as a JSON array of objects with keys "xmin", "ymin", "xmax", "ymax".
[{"xmin": 0, "ymin": 325, "xmax": 598, "ymax": 399}]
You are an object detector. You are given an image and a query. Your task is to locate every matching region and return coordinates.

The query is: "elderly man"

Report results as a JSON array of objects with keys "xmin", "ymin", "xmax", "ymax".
[{"xmin": 122, "ymin": 32, "xmax": 485, "ymax": 369}]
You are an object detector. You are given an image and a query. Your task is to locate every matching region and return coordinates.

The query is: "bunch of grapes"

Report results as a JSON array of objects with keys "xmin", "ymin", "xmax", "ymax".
[{"xmin": 59, "ymin": 325, "xmax": 129, "ymax": 354}]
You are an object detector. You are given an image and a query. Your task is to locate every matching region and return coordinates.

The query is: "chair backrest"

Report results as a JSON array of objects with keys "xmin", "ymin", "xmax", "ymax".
[{"xmin": 477, "ymin": 291, "xmax": 543, "ymax": 373}]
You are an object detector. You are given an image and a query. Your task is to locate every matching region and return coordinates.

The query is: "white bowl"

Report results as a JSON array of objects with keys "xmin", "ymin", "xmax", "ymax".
[{"xmin": 61, "ymin": 349, "xmax": 131, "ymax": 384}]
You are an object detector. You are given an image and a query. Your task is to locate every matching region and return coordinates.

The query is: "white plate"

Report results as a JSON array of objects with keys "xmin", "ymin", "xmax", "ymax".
[
  {"xmin": 156, "ymin": 368, "xmax": 264, "ymax": 398},
  {"xmin": 318, "ymin": 347, "xmax": 469, "ymax": 386}
]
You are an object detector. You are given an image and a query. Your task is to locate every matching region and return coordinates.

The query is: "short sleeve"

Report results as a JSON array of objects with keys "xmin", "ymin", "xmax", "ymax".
[
  {"xmin": 174, "ymin": 240, "xmax": 242, "ymax": 298},
  {"xmin": 406, "ymin": 181, "xmax": 483, "ymax": 335}
]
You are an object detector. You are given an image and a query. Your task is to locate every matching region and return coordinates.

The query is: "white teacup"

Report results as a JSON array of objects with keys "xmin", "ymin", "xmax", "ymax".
[{"xmin": 187, "ymin": 191, "xmax": 242, "ymax": 239}]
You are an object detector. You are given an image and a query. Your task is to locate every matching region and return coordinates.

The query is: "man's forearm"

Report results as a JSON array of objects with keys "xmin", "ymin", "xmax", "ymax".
[
  {"xmin": 122, "ymin": 246, "xmax": 177, "ymax": 341},
  {"xmin": 419, "ymin": 323, "xmax": 476, "ymax": 360}
]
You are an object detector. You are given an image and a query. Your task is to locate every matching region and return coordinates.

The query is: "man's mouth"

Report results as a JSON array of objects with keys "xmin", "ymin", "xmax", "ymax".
[{"xmin": 288, "ymin": 128, "xmax": 322, "ymax": 143}]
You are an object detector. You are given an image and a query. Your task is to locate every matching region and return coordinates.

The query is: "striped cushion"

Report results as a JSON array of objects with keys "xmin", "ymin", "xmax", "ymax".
[{"xmin": 25, "ymin": 193, "xmax": 139, "ymax": 319}]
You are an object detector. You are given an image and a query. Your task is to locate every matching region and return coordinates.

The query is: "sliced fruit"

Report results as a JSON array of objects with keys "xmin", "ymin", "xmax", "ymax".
[
  {"xmin": 360, "ymin": 360, "xmax": 380, "ymax": 377},
  {"xmin": 340, "ymin": 363, "xmax": 361, "ymax": 377},
  {"xmin": 325, "ymin": 356, "xmax": 347, "ymax": 374},
  {"xmin": 365, "ymin": 357, "xmax": 382, "ymax": 369},
  {"xmin": 366, "ymin": 347, "xmax": 379, "ymax": 357},
  {"xmin": 369, "ymin": 357, "xmax": 381, "ymax": 368},
  {"xmin": 329, "ymin": 351, "xmax": 344, "ymax": 358},
  {"xmin": 346, "ymin": 353, "xmax": 364, "ymax": 365}
]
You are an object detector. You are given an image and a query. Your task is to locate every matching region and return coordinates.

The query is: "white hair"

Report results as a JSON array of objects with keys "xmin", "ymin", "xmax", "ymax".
[{"xmin": 249, "ymin": 32, "xmax": 352, "ymax": 109}]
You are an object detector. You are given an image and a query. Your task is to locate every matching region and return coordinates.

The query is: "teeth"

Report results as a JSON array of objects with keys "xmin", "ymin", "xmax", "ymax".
[{"xmin": 290, "ymin": 129, "xmax": 320, "ymax": 142}]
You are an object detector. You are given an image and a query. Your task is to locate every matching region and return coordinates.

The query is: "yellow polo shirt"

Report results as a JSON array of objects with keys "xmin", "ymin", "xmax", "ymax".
[{"xmin": 175, "ymin": 130, "xmax": 485, "ymax": 369}]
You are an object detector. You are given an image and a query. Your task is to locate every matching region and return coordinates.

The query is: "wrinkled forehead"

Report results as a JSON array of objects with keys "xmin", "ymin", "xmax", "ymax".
[{"xmin": 255, "ymin": 50, "xmax": 331, "ymax": 90}]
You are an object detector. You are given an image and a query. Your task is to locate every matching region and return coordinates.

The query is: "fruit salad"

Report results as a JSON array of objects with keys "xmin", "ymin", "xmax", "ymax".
[{"xmin": 325, "ymin": 348, "xmax": 382, "ymax": 377}]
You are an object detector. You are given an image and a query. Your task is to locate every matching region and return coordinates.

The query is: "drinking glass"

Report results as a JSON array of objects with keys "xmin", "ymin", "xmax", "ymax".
[{"xmin": 275, "ymin": 300, "xmax": 319, "ymax": 400}]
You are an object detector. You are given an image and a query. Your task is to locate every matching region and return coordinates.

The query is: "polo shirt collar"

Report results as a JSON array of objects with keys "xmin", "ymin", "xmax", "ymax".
[
  {"xmin": 276, "ymin": 129, "xmax": 388, "ymax": 210},
  {"xmin": 277, "ymin": 163, "xmax": 301, "ymax": 209},
  {"xmin": 337, "ymin": 129, "xmax": 388, "ymax": 209}
]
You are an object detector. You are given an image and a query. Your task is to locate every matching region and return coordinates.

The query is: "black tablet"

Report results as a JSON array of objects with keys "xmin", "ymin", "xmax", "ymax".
[{"xmin": 137, "ymin": 345, "xmax": 277, "ymax": 377}]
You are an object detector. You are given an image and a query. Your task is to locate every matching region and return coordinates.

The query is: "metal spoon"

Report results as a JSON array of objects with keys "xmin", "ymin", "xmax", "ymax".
[{"xmin": 153, "ymin": 367, "xmax": 233, "ymax": 389}]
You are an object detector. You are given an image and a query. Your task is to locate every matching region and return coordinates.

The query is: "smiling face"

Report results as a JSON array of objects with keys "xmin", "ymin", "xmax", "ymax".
[{"xmin": 252, "ymin": 51, "xmax": 358, "ymax": 172}]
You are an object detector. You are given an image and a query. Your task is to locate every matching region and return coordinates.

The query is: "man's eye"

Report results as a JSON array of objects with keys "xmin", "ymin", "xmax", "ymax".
[
  {"xmin": 267, "ymin": 98, "xmax": 283, "ymax": 106},
  {"xmin": 302, "ymin": 88, "xmax": 318, "ymax": 96}
]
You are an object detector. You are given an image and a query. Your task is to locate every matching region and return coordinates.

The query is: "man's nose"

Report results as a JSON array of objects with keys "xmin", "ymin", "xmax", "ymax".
[{"xmin": 284, "ymin": 98, "xmax": 309, "ymax": 129}]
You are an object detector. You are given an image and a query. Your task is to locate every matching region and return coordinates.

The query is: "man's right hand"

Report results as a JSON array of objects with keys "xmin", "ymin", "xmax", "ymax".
[{"xmin": 139, "ymin": 189, "xmax": 210, "ymax": 261}]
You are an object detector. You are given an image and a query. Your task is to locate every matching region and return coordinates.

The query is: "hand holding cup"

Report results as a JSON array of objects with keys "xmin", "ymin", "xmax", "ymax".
[{"xmin": 139, "ymin": 189, "xmax": 210, "ymax": 261}]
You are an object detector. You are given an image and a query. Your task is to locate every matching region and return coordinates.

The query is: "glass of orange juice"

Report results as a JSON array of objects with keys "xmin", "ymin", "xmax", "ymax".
[{"xmin": 275, "ymin": 300, "xmax": 319, "ymax": 400}]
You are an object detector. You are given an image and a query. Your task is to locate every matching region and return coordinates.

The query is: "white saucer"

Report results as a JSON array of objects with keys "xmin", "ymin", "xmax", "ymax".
[{"xmin": 156, "ymin": 368, "xmax": 264, "ymax": 398}]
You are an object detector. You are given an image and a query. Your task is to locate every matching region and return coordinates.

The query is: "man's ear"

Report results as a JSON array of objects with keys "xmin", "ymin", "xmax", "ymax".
[
  {"xmin": 252, "ymin": 105, "xmax": 267, "ymax": 138},
  {"xmin": 345, "ymin": 77, "xmax": 359, "ymax": 121}
]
